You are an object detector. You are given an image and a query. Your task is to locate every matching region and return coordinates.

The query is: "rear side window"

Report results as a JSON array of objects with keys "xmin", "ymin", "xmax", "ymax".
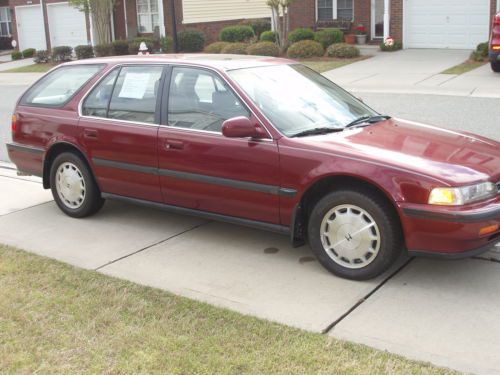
[{"xmin": 21, "ymin": 65, "xmax": 103, "ymax": 107}]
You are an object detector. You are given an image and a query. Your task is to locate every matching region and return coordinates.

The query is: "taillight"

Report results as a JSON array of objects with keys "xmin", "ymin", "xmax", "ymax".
[
  {"xmin": 494, "ymin": 15, "xmax": 500, "ymax": 26},
  {"xmin": 11, "ymin": 114, "xmax": 17, "ymax": 133}
]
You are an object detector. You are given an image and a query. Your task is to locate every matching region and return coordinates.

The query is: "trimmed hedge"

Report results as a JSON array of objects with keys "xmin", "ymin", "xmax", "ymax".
[
  {"xmin": 327, "ymin": 43, "xmax": 360, "ymax": 58},
  {"xmin": 287, "ymin": 40, "xmax": 324, "ymax": 58},
  {"xmin": 288, "ymin": 28, "xmax": 315, "ymax": 44},
  {"xmin": 52, "ymin": 46, "xmax": 73, "ymax": 61},
  {"xmin": 220, "ymin": 25, "xmax": 255, "ymax": 42},
  {"xmin": 75, "ymin": 45, "xmax": 94, "ymax": 60},
  {"xmin": 94, "ymin": 43, "xmax": 113, "ymax": 57},
  {"xmin": 246, "ymin": 42, "xmax": 280, "ymax": 57},
  {"xmin": 205, "ymin": 41, "xmax": 231, "ymax": 54},
  {"xmin": 160, "ymin": 36, "xmax": 173, "ymax": 53},
  {"xmin": 11, "ymin": 51, "xmax": 22, "ymax": 60},
  {"xmin": 178, "ymin": 29, "xmax": 205, "ymax": 52},
  {"xmin": 314, "ymin": 28, "xmax": 343, "ymax": 49},
  {"xmin": 260, "ymin": 31, "xmax": 278, "ymax": 43},
  {"xmin": 22, "ymin": 48, "xmax": 36, "ymax": 58},
  {"xmin": 221, "ymin": 42, "xmax": 248, "ymax": 55},
  {"xmin": 34, "ymin": 50, "xmax": 50, "ymax": 63},
  {"xmin": 112, "ymin": 40, "xmax": 129, "ymax": 55}
]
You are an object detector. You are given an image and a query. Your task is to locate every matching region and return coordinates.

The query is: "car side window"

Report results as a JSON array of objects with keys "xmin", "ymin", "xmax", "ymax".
[
  {"xmin": 107, "ymin": 66, "xmax": 163, "ymax": 124},
  {"xmin": 82, "ymin": 69, "xmax": 119, "ymax": 117},
  {"xmin": 167, "ymin": 67, "xmax": 249, "ymax": 133}
]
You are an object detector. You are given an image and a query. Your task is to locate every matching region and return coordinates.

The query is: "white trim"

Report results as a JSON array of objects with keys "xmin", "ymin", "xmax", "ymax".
[
  {"xmin": 123, "ymin": 0, "xmax": 128, "ymax": 39},
  {"xmin": 157, "ymin": 0, "xmax": 165, "ymax": 37},
  {"xmin": 110, "ymin": 3, "xmax": 115, "ymax": 41},
  {"xmin": 383, "ymin": 0, "xmax": 390, "ymax": 39},
  {"xmin": 402, "ymin": 0, "xmax": 407, "ymax": 48}
]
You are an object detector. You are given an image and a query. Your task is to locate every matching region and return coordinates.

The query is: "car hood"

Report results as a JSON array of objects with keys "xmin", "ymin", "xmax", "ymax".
[{"xmin": 293, "ymin": 118, "xmax": 500, "ymax": 186}]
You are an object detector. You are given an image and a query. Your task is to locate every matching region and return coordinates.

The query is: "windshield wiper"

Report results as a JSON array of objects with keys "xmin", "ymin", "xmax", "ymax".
[
  {"xmin": 344, "ymin": 115, "xmax": 391, "ymax": 129},
  {"xmin": 291, "ymin": 127, "xmax": 343, "ymax": 138}
]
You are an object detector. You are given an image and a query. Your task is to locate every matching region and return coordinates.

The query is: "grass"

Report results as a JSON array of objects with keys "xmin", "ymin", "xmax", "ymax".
[
  {"xmin": 441, "ymin": 59, "xmax": 486, "ymax": 75},
  {"xmin": 1, "ymin": 63, "xmax": 56, "ymax": 73},
  {"xmin": 0, "ymin": 244, "xmax": 456, "ymax": 375},
  {"xmin": 299, "ymin": 56, "xmax": 369, "ymax": 73}
]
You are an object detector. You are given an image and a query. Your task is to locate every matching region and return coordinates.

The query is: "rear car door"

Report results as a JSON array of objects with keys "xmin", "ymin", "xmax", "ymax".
[
  {"xmin": 157, "ymin": 65, "xmax": 281, "ymax": 224},
  {"xmin": 79, "ymin": 65, "xmax": 165, "ymax": 202}
]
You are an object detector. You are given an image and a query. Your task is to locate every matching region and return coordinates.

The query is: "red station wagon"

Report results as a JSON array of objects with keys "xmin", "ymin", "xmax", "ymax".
[{"xmin": 6, "ymin": 55, "xmax": 500, "ymax": 280}]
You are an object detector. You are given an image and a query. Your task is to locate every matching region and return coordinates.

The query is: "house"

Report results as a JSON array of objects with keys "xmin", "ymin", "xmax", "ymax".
[{"xmin": 2, "ymin": 0, "xmax": 500, "ymax": 52}]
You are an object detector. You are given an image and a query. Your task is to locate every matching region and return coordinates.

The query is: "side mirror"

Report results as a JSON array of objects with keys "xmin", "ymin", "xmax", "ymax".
[{"xmin": 222, "ymin": 117, "xmax": 268, "ymax": 139}]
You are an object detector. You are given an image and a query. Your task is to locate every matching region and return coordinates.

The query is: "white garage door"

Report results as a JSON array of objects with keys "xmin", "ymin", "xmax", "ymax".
[
  {"xmin": 15, "ymin": 5, "xmax": 46, "ymax": 51},
  {"xmin": 405, "ymin": 0, "xmax": 490, "ymax": 49},
  {"xmin": 47, "ymin": 2, "xmax": 88, "ymax": 48}
]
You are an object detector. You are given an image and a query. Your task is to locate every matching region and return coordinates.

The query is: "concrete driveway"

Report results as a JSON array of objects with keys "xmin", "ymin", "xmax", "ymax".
[{"xmin": 324, "ymin": 49, "xmax": 500, "ymax": 98}]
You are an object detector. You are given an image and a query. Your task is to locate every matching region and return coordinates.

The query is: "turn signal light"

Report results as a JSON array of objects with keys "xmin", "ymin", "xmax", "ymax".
[
  {"xmin": 11, "ymin": 114, "xmax": 17, "ymax": 133},
  {"xmin": 479, "ymin": 224, "xmax": 499, "ymax": 236},
  {"xmin": 492, "ymin": 46, "xmax": 500, "ymax": 50}
]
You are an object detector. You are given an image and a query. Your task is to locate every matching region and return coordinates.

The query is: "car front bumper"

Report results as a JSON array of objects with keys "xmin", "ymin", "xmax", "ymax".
[{"xmin": 399, "ymin": 196, "xmax": 500, "ymax": 259}]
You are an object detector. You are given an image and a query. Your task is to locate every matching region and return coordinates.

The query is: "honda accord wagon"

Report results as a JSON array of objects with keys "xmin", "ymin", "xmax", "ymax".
[{"xmin": 7, "ymin": 55, "xmax": 500, "ymax": 280}]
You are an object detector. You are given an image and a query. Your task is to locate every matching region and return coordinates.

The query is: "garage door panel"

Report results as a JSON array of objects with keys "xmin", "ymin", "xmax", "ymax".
[
  {"xmin": 47, "ymin": 3, "xmax": 88, "ymax": 48},
  {"xmin": 15, "ymin": 6, "xmax": 46, "ymax": 51}
]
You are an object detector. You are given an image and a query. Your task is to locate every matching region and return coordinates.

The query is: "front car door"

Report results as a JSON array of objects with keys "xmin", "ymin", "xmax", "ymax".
[
  {"xmin": 157, "ymin": 65, "xmax": 281, "ymax": 225},
  {"xmin": 79, "ymin": 64, "xmax": 165, "ymax": 202}
]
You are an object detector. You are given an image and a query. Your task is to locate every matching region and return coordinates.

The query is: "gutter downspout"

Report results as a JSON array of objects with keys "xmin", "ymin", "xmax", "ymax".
[{"xmin": 123, "ymin": 0, "xmax": 128, "ymax": 39}]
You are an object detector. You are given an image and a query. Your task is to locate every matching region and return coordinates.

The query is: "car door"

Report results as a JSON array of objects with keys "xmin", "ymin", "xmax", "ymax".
[
  {"xmin": 79, "ymin": 65, "xmax": 165, "ymax": 202},
  {"xmin": 157, "ymin": 65, "xmax": 280, "ymax": 224}
]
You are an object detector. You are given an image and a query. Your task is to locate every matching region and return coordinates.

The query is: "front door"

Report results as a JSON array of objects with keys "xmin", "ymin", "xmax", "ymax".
[
  {"xmin": 79, "ymin": 65, "xmax": 165, "ymax": 202},
  {"xmin": 157, "ymin": 66, "xmax": 280, "ymax": 224},
  {"xmin": 371, "ymin": 0, "xmax": 385, "ymax": 39}
]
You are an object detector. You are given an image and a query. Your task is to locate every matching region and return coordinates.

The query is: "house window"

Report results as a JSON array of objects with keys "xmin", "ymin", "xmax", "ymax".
[
  {"xmin": 317, "ymin": 0, "xmax": 333, "ymax": 21},
  {"xmin": 317, "ymin": 0, "xmax": 353, "ymax": 21},
  {"xmin": 137, "ymin": 0, "xmax": 159, "ymax": 33},
  {"xmin": 337, "ymin": 0, "xmax": 353, "ymax": 20},
  {"xmin": 0, "ymin": 7, "xmax": 12, "ymax": 37}
]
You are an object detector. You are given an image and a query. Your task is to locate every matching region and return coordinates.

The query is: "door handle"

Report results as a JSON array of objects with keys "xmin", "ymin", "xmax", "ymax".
[
  {"xmin": 165, "ymin": 140, "xmax": 184, "ymax": 150},
  {"xmin": 83, "ymin": 129, "xmax": 98, "ymax": 139}
]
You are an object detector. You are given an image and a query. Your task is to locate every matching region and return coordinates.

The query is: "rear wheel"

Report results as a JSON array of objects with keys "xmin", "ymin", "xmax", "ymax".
[
  {"xmin": 308, "ymin": 189, "xmax": 403, "ymax": 280},
  {"xmin": 492, "ymin": 61, "xmax": 500, "ymax": 73},
  {"xmin": 50, "ymin": 152, "xmax": 104, "ymax": 218}
]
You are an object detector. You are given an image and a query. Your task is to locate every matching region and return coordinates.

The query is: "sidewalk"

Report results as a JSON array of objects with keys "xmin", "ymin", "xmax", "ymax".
[
  {"xmin": 0, "ymin": 161, "xmax": 499, "ymax": 374},
  {"xmin": 325, "ymin": 48, "xmax": 500, "ymax": 98}
]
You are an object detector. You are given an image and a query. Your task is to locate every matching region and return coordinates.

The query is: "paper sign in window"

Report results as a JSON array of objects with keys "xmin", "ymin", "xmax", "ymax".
[{"xmin": 118, "ymin": 72, "xmax": 150, "ymax": 99}]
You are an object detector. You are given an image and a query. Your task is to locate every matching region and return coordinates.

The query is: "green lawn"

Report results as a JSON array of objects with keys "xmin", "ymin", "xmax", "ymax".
[
  {"xmin": 0, "ymin": 244, "xmax": 455, "ymax": 375},
  {"xmin": 1, "ymin": 63, "xmax": 56, "ymax": 73},
  {"xmin": 441, "ymin": 60, "xmax": 486, "ymax": 75},
  {"xmin": 300, "ymin": 56, "xmax": 369, "ymax": 73}
]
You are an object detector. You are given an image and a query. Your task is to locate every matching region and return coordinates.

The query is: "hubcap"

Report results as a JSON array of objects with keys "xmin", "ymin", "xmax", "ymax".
[
  {"xmin": 320, "ymin": 204, "xmax": 381, "ymax": 269},
  {"xmin": 55, "ymin": 162, "xmax": 86, "ymax": 209}
]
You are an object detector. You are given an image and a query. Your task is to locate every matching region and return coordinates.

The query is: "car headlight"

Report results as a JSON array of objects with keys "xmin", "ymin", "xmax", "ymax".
[{"xmin": 428, "ymin": 182, "xmax": 496, "ymax": 206}]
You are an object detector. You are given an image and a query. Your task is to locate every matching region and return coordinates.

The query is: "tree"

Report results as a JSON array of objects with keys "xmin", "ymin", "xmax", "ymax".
[
  {"xmin": 266, "ymin": 0, "xmax": 294, "ymax": 52},
  {"xmin": 69, "ymin": 0, "xmax": 114, "ymax": 45}
]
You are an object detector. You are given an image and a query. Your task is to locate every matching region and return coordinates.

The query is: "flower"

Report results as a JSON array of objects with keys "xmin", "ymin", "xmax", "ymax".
[
  {"xmin": 384, "ymin": 36, "xmax": 394, "ymax": 46},
  {"xmin": 355, "ymin": 24, "xmax": 366, "ymax": 35}
]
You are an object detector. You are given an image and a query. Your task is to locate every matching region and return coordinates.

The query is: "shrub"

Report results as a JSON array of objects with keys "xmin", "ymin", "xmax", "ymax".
[
  {"xmin": 379, "ymin": 39, "xmax": 402, "ymax": 52},
  {"xmin": 327, "ymin": 43, "xmax": 360, "ymax": 58},
  {"xmin": 239, "ymin": 18, "xmax": 271, "ymax": 38},
  {"xmin": 11, "ymin": 51, "xmax": 22, "ymax": 60},
  {"xmin": 22, "ymin": 48, "xmax": 36, "ymax": 58},
  {"xmin": 287, "ymin": 40, "xmax": 324, "ymax": 58},
  {"xmin": 246, "ymin": 41, "xmax": 280, "ymax": 57},
  {"xmin": 471, "ymin": 42, "xmax": 489, "ymax": 61},
  {"xmin": 34, "ymin": 50, "xmax": 50, "ymax": 63},
  {"xmin": 160, "ymin": 36, "xmax": 173, "ymax": 52},
  {"xmin": 221, "ymin": 42, "xmax": 248, "ymax": 55},
  {"xmin": 288, "ymin": 28, "xmax": 315, "ymax": 45},
  {"xmin": 74, "ymin": 45, "xmax": 94, "ymax": 60},
  {"xmin": 112, "ymin": 40, "xmax": 129, "ymax": 55},
  {"xmin": 94, "ymin": 43, "xmax": 113, "ymax": 57},
  {"xmin": 177, "ymin": 29, "xmax": 205, "ymax": 52},
  {"xmin": 52, "ymin": 46, "xmax": 73, "ymax": 61},
  {"xmin": 220, "ymin": 25, "xmax": 254, "ymax": 43},
  {"xmin": 260, "ymin": 30, "xmax": 278, "ymax": 43},
  {"xmin": 205, "ymin": 41, "xmax": 231, "ymax": 54},
  {"xmin": 314, "ymin": 28, "xmax": 343, "ymax": 49}
]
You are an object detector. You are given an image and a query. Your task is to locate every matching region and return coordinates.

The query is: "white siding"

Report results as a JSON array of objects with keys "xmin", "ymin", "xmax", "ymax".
[{"xmin": 182, "ymin": 0, "xmax": 271, "ymax": 24}]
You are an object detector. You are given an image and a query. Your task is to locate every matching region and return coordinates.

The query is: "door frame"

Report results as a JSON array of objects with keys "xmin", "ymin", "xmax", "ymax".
[
  {"xmin": 14, "ymin": 4, "xmax": 47, "ymax": 51},
  {"xmin": 370, "ymin": 0, "xmax": 384, "ymax": 40}
]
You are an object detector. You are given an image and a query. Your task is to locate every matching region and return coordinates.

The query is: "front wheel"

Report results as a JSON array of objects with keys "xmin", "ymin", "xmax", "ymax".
[
  {"xmin": 308, "ymin": 189, "xmax": 403, "ymax": 280},
  {"xmin": 492, "ymin": 61, "xmax": 500, "ymax": 73}
]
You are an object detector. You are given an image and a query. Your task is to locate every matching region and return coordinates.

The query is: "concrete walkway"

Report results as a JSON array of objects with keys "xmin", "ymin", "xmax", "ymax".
[
  {"xmin": 325, "ymin": 49, "xmax": 500, "ymax": 98},
  {"xmin": 0, "ymin": 161, "xmax": 499, "ymax": 374}
]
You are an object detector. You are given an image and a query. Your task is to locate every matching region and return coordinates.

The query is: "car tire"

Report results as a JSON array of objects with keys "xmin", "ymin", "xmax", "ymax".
[
  {"xmin": 308, "ymin": 189, "xmax": 403, "ymax": 280},
  {"xmin": 50, "ymin": 152, "xmax": 104, "ymax": 218},
  {"xmin": 491, "ymin": 61, "xmax": 500, "ymax": 73}
]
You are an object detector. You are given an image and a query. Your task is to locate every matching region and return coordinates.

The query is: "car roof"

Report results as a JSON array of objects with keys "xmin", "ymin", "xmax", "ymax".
[{"xmin": 64, "ymin": 54, "xmax": 296, "ymax": 71}]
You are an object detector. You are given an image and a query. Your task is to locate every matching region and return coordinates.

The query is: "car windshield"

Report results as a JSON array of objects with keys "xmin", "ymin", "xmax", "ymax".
[{"xmin": 228, "ymin": 64, "xmax": 379, "ymax": 137}]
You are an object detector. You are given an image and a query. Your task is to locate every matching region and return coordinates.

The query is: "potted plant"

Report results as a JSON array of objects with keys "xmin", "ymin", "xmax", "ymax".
[
  {"xmin": 355, "ymin": 24, "xmax": 367, "ymax": 44},
  {"xmin": 344, "ymin": 33, "xmax": 356, "ymax": 44}
]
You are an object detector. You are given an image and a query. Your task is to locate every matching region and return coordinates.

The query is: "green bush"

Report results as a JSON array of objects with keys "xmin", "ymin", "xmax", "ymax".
[
  {"xmin": 287, "ymin": 40, "xmax": 324, "ymax": 58},
  {"xmin": 471, "ymin": 42, "xmax": 489, "ymax": 61},
  {"xmin": 327, "ymin": 43, "xmax": 360, "ymax": 58},
  {"xmin": 204, "ymin": 41, "xmax": 231, "ymax": 54},
  {"xmin": 112, "ymin": 40, "xmax": 129, "ymax": 55},
  {"xmin": 11, "ymin": 51, "xmax": 22, "ymax": 60},
  {"xmin": 221, "ymin": 42, "xmax": 248, "ymax": 55},
  {"xmin": 94, "ymin": 43, "xmax": 113, "ymax": 57},
  {"xmin": 22, "ymin": 48, "xmax": 36, "ymax": 58},
  {"xmin": 74, "ymin": 45, "xmax": 94, "ymax": 60},
  {"xmin": 160, "ymin": 36, "xmax": 173, "ymax": 52},
  {"xmin": 246, "ymin": 42, "xmax": 280, "ymax": 57},
  {"xmin": 52, "ymin": 46, "xmax": 73, "ymax": 61},
  {"xmin": 288, "ymin": 28, "xmax": 315, "ymax": 45},
  {"xmin": 220, "ymin": 25, "xmax": 255, "ymax": 42},
  {"xmin": 34, "ymin": 50, "xmax": 50, "ymax": 63},
  {"xmin": 379, "ymin": 39, "xmax": 402, "ymax": 52},
  {"xmin": 314, "ymin": 28, "xmax": 343, "ymax": 49},
  {"xmin": 239, "ymin": 18, "xmax": 271, "ymax": 38},
  {"xmin": 178, "ymin": 29, "xmax": 205, "ymax": 52},
  {"xmin": 260, "ymin": 31, "xmax": 278, "ymax": 43}
]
